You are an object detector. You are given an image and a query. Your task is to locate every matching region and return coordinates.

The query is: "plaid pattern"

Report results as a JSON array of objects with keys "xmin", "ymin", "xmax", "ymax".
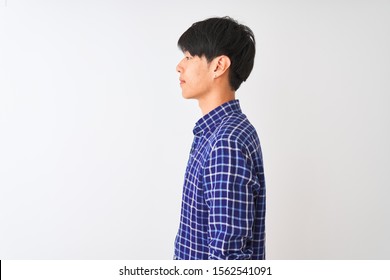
[{"xmin": 174, "ymin": 100, "xmax": 266, "ymax": 260}]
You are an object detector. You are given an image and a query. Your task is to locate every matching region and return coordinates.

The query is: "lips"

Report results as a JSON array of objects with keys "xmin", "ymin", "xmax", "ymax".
[{"xmin": 179, "ymin": 78, "xmax": 185, "ymax": 84}]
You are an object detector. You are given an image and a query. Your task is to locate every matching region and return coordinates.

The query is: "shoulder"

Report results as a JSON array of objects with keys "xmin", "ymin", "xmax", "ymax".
[
  {"xmin": 214, "ymin": 113, "xmax": 258, "ymax": 148},
  {"xmin": 204, "ymin": 113, "xmax": 260, "ymax": 160}
]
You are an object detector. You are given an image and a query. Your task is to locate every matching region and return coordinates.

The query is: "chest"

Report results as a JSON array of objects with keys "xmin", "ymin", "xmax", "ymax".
[{"xmin": 185, "ymin": 132, "xmax": 215, "ymax": 186}]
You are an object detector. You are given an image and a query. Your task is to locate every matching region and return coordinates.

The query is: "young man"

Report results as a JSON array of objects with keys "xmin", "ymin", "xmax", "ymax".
[{"xmin": 174, "ymin": 17, "xmax": 266, "ymax": 260}]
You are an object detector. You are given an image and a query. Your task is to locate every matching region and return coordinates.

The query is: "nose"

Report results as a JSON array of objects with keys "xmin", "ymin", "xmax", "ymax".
[{"xmin": 176, "ymin": 60, "xmax": 183, "ymax": 73}]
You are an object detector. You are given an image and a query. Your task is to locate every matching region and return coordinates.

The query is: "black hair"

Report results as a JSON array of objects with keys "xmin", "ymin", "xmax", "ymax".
[{"xmin": 178, "ymin": 16, "xmax": 256, "ymax": 91}]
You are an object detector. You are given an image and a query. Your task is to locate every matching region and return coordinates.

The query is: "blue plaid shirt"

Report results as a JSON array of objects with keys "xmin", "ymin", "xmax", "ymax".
[{"xmin": 174, "ymin": 100, "xmax": 266, "ymax": 260}]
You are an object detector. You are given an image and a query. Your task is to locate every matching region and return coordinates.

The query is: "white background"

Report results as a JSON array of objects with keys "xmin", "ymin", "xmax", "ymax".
[{"xmin": 1, "ymin": 0, "xmax": 389, "ymax": 259}]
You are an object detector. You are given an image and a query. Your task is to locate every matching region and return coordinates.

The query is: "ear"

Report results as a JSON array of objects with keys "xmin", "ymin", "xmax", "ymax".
[{"xmin": 212, "ymin": 55, "xmax": 231, "ymax": 79}]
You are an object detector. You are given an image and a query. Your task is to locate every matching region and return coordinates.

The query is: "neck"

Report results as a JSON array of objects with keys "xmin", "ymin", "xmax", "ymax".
[{"xmin": 198, "ymin": 90, "xmax": 236, "ymax": 116}]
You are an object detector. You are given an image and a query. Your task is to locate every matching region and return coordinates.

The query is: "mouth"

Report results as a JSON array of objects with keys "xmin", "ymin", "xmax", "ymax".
[{"xmin": 179, "ymin": 78, "xmax": 185, "ymax": 85}]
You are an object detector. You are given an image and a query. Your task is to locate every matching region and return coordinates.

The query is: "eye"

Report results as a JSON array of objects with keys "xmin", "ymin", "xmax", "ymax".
[{"xmin": 184, "ymin": 53, "xmax": 193, "ymax": 61}]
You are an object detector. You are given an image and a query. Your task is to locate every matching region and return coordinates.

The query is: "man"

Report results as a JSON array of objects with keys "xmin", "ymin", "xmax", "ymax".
[{"xmin": 174, "ymin": 17, "xmax": 266, "ymax": 260}]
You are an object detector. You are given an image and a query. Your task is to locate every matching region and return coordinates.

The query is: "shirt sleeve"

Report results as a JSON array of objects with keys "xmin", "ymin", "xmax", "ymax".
[{"xmin": 203, "ymin": 138, "xmax": 256, "ymax": 260}]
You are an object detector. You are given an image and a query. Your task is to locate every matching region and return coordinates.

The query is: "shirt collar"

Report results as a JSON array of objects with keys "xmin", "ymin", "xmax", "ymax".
[{"xmin": 193, "ymin": 99, "xmax": 242, "ymax": 136}]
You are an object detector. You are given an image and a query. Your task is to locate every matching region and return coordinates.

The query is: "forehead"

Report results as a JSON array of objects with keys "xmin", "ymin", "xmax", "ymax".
[
  {"xmin": 183, "ymin": 51, "xmax": 195, "ymax": 57},
  {"xmin": 183, "ymin": 51, "xmax": 208, "ymax": 62}
]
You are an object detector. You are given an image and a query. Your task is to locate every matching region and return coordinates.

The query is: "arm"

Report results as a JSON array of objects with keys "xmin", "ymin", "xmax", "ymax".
[{"xmin": 203, "ymin": 138, "xmax": 256, "ymax": 260}]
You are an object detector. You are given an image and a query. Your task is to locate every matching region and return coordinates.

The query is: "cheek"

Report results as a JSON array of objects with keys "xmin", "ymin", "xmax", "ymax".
[
  {"xmin": 192, "ymin": 67, "xmax": 210, "ymax": 82},
  {"xmin": 185, "ymin": 63, "xmax": 212, "ymax": 88}
]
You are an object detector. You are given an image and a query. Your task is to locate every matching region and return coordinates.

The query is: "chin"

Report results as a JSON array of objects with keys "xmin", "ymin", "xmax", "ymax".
[{"xmin": 181, "ymin": 91, "xmax": 196, "ymax": 100}]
